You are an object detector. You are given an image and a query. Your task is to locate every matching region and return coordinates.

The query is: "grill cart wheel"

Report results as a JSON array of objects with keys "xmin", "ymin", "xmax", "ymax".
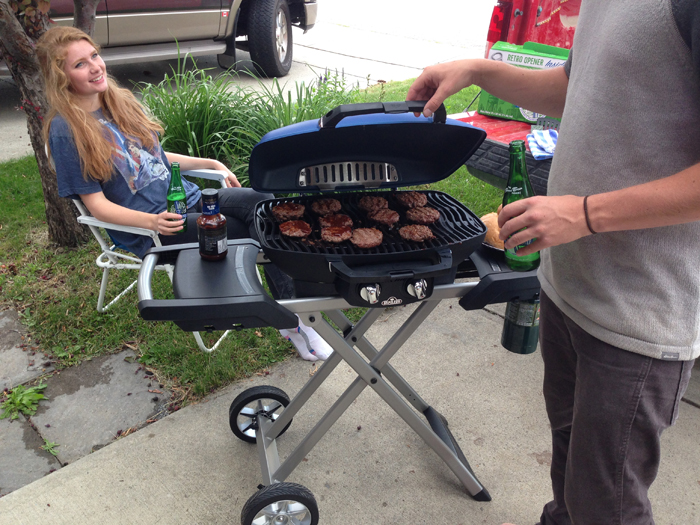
[
  {"xmin": 230, "ymin": 386, "xmax": 292, "ymax": 443},
  {"xmin": 241, "ymin": 482, "xmax": 319, "ymax": 525}
]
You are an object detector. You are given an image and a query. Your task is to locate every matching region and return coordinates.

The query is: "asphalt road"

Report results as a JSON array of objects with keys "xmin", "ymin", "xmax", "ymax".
[{"xmin": 0, "ymin": 0, "xmax": 495, "ymax": 161}]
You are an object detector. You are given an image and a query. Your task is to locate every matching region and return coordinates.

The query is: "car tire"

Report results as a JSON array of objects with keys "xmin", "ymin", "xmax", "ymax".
[{"xmin": 247, "ymin": 0, "xmax": 293, "ymax": 78}]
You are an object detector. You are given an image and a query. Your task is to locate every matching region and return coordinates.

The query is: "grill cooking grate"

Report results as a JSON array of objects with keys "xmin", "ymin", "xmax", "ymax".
[{"xmin": 256, "ymin": 190, "xmax": 485, "ymax": 256}]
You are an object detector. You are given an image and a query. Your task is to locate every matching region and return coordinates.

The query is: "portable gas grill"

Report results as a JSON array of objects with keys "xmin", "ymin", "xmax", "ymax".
[{"xmin": 137, "ymin": 102, "xmax": 540, "ymax": 525}]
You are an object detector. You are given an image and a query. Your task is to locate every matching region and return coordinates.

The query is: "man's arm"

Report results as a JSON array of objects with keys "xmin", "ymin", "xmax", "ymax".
[
  {"xmin": 498, "ymin": 162, "xmax": 700, "ymax": 254},
  {"xmin": 406, "ymin": 59, "xmax": 569, "ymax": 118}
]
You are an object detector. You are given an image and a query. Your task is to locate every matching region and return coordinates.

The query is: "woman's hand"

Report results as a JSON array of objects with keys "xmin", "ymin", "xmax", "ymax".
[
  {"xmin": 164, "ymin": 152, "xmax": 241, "ymax": 188},
  {"xmin": 213, "ymin": 161, "xmax": 241, "ymax": 188},
  {"xmin": 153, "ymin": 210, "xmax": 186, "ymax": 235},
  {"xmin": 498, "ymin": 195, "xmax": 592, "ymax": 255}
]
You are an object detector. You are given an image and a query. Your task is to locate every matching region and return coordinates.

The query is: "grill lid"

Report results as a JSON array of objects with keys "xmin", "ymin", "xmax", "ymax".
[{"xmin": 249, "ymin": 102, "xmax": 487, "ymax": 193}]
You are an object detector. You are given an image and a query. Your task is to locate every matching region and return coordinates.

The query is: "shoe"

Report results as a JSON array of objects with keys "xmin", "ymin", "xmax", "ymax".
[{"xmin": 279, "ymin": 316, "xmax": 334, "ymax": 362}]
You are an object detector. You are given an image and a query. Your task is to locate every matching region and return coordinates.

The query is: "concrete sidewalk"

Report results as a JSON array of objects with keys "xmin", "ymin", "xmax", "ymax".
[{"xmin": 1, "ymin": 300, "xmax": 698, "ymax": 525}]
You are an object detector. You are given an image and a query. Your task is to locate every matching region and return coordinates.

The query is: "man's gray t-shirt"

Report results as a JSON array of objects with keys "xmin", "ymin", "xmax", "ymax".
[{"xmin": 540, "ymin": 0, "xmax": 700, "ymax": 361}]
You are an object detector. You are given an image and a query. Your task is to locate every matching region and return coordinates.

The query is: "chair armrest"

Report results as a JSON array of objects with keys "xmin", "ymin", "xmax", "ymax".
[
  {"xmin": 77, "ymin": 215, "xmax": 159, "ymax": 241},
  {"xmin": 182, "ymin": 169, "xmax": 227, "ymax": 189}
]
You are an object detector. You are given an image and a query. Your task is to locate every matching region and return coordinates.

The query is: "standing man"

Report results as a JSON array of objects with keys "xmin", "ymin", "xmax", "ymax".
[{"xmin": 407, "ymin": 1, "xmax": 699, "ymax": 523}]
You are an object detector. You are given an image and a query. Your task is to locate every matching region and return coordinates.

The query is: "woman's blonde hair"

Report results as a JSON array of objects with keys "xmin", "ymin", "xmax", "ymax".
[{"xmin": 37, "ymin": 26, "xmax": 164, "ymax": 182}]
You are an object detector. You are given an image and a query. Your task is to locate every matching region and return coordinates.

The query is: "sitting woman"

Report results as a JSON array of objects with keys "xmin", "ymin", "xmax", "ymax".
[{"xmin": 36, "ymin": 26, "xmax": 331, "ymax": 362}]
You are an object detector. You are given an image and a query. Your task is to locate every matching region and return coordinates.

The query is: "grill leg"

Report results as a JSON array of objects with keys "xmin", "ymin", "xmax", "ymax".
[
  {"xmin": 264, "ymin": 304, "xmax": 490, "ymax": 500},
  {"xmin": 326, "ymin": 308, "xmax": 489, "ymax": 500},
  {"xmin": 315, "ymin": 306, "xmax": 490, "ymax": 499}
]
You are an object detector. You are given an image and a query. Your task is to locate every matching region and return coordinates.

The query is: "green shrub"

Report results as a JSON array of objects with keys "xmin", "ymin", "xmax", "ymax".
[{"xmin": 140, "ymin": 62, "xmax": 360, "ymax": 186}]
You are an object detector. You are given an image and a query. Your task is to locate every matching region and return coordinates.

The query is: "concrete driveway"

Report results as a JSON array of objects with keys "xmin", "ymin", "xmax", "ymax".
[{"xmin": 0, "ymin": 0, "xmax": 495, "ymax": 163}]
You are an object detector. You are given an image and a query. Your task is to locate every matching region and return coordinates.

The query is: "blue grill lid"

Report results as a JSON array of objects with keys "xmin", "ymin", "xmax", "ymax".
[{"xmin": 249, "ymin": 102, "xmax": 486, "ymax": 193}]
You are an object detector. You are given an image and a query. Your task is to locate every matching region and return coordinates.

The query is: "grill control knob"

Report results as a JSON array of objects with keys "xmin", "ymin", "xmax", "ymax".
[
  {"xmin": 407, "ymin": 279, "xmax": 428, "ymax": 300},
  {"xmin": 360, "ymin": 284, "xmax": 381, "ymax": 305}
]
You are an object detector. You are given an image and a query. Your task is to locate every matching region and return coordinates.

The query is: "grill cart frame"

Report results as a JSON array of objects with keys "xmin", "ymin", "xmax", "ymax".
[{"xmin": 138, "ymin": 243, "xmax": 540, "ymax": 525}]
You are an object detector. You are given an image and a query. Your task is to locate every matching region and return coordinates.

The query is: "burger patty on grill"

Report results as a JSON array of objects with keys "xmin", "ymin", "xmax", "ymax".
[
  {"xmin": 321, "ymin": 226, "xmax": 353, "ymax": 243},
  {"xmin": 311, "ymin": 198, "xmax": 342, "ymax": 216},
  {"xmin": 395, "ymin": 191, "xmax": 428, "ymax": 209},
  {"xmin": 367, "ymin": 208, "xmax": 400, "ymax": 226},
  {"xmin": 358, "ymin": 195, "xmax": 388, "ymax": 213},
  {"xmin": 272, "ymin": 202, "xmax": 305, "ymax": 222},
  {"xmin": 319, "ymin": 213, "xmax": 353, "ymax": 229},
  {"xmin": 350, "ymin": 228, "xmax": 383, "ymax": 249},
  {"xmin": 399, "ymin": 224, "xmax": 435, "ymax": 242},
  {"xmin": 279, "ymin": 220, "xmax": 312, "ymax": 238},
  {"xmin": 406, "ymin": 206, "xmax": 440, "ymax": 224}
]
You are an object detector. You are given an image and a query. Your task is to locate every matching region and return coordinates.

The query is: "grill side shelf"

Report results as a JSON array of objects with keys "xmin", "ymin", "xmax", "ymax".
[
  {"xmin": 458, "ymin": 246, "xmax": 541, "ymax": 311},
  {"xmin": 137, "ymin": 241, "xmax": 298, "ymax": 331}
]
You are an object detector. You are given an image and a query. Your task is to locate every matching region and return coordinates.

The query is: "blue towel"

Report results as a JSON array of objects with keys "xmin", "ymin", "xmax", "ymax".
[{"xmin": 527, "ymin": 129, "xmax": 558, "ymax": 160}]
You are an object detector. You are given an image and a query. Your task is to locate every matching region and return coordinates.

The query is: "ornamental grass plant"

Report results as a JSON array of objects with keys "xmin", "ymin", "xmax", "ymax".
[{"xmin": 139, "ymin": 61, "xmax": 361, "ymax": 186}]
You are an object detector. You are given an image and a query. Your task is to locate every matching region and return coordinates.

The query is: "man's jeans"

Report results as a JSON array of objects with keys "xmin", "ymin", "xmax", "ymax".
[{"xmin": 538, "ymin": 292, "xmax": 694, "ymax": 525}]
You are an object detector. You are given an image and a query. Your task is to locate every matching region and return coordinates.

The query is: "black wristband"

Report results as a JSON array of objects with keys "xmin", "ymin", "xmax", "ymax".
[{"xmin": 583, "ymin": 195, "xmax": 597, "ymax": 234}]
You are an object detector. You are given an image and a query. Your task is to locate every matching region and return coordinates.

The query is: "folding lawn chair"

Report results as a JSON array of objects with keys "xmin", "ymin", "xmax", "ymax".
[{"xmin": 71, "ymin": 168, "xmax": 232, "ymax": 353}]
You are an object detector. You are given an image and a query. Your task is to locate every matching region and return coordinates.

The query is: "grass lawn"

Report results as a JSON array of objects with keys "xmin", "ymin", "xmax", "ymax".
[{"xmin": 0, "ymin": 76, "xmax": 501, "ymax": 406}]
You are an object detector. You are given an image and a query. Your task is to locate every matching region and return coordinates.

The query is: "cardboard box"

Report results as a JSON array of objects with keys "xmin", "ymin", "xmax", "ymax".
[{"xmin": 478, "ymin": 41, "xmax": 570, "ymax": 123}]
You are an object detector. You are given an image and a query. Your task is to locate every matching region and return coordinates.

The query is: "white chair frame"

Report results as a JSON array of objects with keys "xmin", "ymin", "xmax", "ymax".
[{"xmin": 72, "ymin": 169, "xmax": 232, "ymax": 353}]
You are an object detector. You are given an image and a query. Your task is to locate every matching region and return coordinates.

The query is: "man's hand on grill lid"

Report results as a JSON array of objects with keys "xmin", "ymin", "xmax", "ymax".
[
  {"xmin": 498, "ymin": 195, "xmax": 594, "ymax": 255},
  {"xmin": 406, "ymin": 59, "xmax": 478, "ymax": 118}
]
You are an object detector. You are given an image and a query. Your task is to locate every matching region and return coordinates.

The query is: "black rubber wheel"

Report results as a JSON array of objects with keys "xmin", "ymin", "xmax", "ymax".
[
  {"xmin": 247, "ymin": 0, "xmax": 293, "ymax": 77},
  {"xmin": 229, "ymin": 385, "xmax": 292, "ymax": 443},
  {"xmin": 241, "ymin": 482, "xmax": 319, "ymax": 525}
]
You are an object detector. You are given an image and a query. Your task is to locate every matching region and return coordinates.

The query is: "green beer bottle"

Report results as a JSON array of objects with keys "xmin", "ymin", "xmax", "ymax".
[
  {"xmin": 166, "ymin": 161, "xmax": 187, "ymax": 233},
  {"xmin": 503, "ymin": 140, "xmax": 539, "ymax": 272},
  {"xmin": 501, "ymin": 295, "xmax": 540, "ymax": 354}
]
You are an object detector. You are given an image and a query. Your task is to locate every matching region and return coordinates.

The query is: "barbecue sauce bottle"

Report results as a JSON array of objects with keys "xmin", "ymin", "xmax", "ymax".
[
  {"xmin": 166, "ymin": 162, "xmax": 187, "ymax": 233},
  {"xmin": 502, "ymin": 140, "xmax": 539, "ymax": 272},
  {"xmin": 197, "ymin": 188, "xmax": 227, "ymax": 261}
]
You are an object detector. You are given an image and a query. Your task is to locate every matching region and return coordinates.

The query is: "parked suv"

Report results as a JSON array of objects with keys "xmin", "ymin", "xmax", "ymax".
[{"xmin": 4, "ymin": 0, "xmax": 317, "ymax": 78}]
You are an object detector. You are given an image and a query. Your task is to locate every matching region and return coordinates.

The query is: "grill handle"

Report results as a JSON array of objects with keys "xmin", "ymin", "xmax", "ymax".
[
  {"xmin": 320, "ymin": 101, "xmax": 447, "ymax": 128},
  {"xmin": 329, "ymin": 249, "xmax": 453, "ymax": 283}
]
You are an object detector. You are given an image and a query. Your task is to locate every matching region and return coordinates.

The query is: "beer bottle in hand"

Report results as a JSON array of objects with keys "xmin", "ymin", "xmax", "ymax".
[
  {"xmin": 197, "ymin": 188, "xmax": 228, "ymax": 261},
  {"xmin": 503, "ymin": 140, "xmax": 539, "ymax": 272},
  {"xmin": 166, "ymin": 161, "xmax": 187, "ymax": 233}
]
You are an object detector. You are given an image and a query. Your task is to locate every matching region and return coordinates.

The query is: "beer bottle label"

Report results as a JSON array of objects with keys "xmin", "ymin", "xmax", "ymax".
[
  {"xmin": 505, "ymin": 301, "xmax": 540, "ymax": 327},
  {"xmin": 168, "ymin": 199, "xmax": 187, "ymax": 215}
]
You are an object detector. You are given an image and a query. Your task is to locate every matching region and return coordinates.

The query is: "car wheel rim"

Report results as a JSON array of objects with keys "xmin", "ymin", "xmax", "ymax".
[
  {"xmin": 275, "ymin": 9, "xmax": 289, "ymax": 63},
  {"xmin": 237, "ymin": 398, "xmax": 284, "ymax": 439},
  {"xmin": 252, "ymin": 500, "xmax": 313, "ymax": 525}
]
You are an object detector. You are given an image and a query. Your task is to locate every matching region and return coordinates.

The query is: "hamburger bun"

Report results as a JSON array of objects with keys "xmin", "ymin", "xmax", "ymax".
[{"xmin": 481, "ymin": 212, "xmax": 504, "ymax": 250}]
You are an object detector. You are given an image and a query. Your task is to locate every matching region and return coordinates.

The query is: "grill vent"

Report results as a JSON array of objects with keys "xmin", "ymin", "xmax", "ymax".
[{"xmin": 298, "ymin": 162, "xmax": 399, "ymax": 190}]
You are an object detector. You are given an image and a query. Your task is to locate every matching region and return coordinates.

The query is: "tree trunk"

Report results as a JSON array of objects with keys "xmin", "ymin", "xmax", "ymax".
[
  {"xmin": 73, "ymin": 0, "xmax": 99, "ymax": 36},
  {"xmin": 0, "ymin": 1, "xmax": 89, "ymax": 246}
]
